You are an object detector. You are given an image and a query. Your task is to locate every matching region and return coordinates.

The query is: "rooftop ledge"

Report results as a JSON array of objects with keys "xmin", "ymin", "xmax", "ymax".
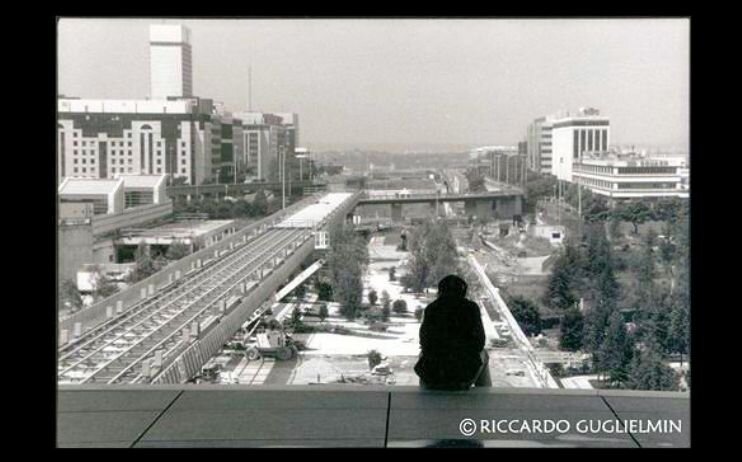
[{"xmin": 57, "ymin": 385, "xmax": 690, "ymax": 448}]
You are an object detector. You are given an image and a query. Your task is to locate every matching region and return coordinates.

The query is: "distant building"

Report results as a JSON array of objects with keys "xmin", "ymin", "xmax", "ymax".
[
  {"xmin": 118, "ymin": 174, "xmax": 168, "ymax": 207},
  {"xmin": 526, "ymin": 116, "xmax": 554, "ymax": 174},
  {"xmin": 572, "ymin": 153, "xmax": 689, "ymax": 200},
  {"xmin": 149, "ymin": 24, "xmax": 193, "ymax": 99},
  {"xmin": 58, "ymin": 177, "xmax": 125, "ymax": 215},
  {"xmin": 56, "ymin": 97, "xmax": 237, "ymax": 185},
  {"xmin": 551, "ymin": 107, "xmax": 611, "ymax": 182},
  {"xmin": 233, "ymin": 112, "xmax": 298, "ymax": 182},
  {"xmin": 469, "ymin": 146, "xmax": 524, "ymax": 184}
]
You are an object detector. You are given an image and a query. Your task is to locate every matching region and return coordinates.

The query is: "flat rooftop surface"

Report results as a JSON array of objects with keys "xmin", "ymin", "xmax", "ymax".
[
  {"xmin": 57, "ymin": 385, "xmax": 689, "ymax": 448},
  {"xmin": 120, "ymin": 220, "xmax": 235, "ymax": 239},
  {"xmin": 59, "ymin": 178, "xmax": 122, "ymax": 195},
  {"xmin": 274, "ymin": 192, "xmax": 353, "ymax": 228}
]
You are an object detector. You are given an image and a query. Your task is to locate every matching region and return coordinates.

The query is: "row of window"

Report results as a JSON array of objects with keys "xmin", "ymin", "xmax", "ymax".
[
  {"xmin": 575, "ymin": 176, "xmax": 613, "ymax": 190},
  {"xmin": 617, "ymin": 182, "xmax": 677, "ymax": 190},
  {"xmin": 616, "ymin": 167, "xmax": 678, "ymax": 175},
  {"xmin": 70, "ymin": 166, "xmax": 188, "ymax": 174},
  {"xmin": 574, "ymin": 164, "xmax": 614, "ymax": 175},
  {"xmin": 70, "ymin": 139, "xmax": 190, "ymax": 148}
]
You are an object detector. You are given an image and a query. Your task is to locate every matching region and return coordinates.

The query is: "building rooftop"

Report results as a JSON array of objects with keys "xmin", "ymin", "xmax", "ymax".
[
  {"xmin": 59, "ymin": 177, "xmax": 123, "ymax": 196},
  {"xmin": 57, "ymin": 385, "xmax": 690, "ymax": 448},
  {"xmin": 57, "ymin": 98, "xmax": 198, "ymax": 115},
  {"xmin": 577, "ymin": 153, "xmax": 688, "ymax": 167},
  {"xmin": 275, "ymin": 192, "xmax": 353, "ymax": 228},
  {"xmin": 118, "ymin": 174, "xmax": 167, "ymax": 189},
  {"xmin": 120, "ymin": 220, "xmax": 235, "ymax": 239}
]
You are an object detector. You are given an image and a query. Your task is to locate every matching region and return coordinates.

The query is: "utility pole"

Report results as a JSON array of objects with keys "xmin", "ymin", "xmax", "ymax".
[
  {"xmin": 281, "ymin": 147, "xmax": 286, "ymax": 210},
  {"xmin": 557, "ymin": 179, "xmax": 561, "ymax": 225},
  {"xmin": 577, "ymin": 176, "xmax": 582, "ymax": 218}
]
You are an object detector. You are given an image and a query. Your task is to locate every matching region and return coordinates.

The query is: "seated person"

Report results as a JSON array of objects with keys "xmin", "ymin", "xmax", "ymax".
[{"xmin": 414, "ymin": 275, "xmax": 492, "ymax": 390}]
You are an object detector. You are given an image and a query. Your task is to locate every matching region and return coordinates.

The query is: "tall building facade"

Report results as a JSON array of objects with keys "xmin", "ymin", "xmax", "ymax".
[
  {"xmin": 526, "ymin": 116, "xmax": 553, "ymax": 174},
  {"xmin": 551, "ymin": 108, "xmax": 610, "ymax": 181},
  {"xmin": 149, "ymin": 25, "xmax": 193, "ymax": 99},
  {"xmin": 234, "ymin": 112, "xmax": 297, "ymax": 182},
  {"xmin": 57, "ymin": 97, "xmax": 222, "ymax": 185}
]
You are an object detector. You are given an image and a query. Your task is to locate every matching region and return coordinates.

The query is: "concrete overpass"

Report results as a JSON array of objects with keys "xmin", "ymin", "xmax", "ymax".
[
  {"xmin": 166, "ymin": 180, "xmax": 328, "ymax": 201},
  {"xmin": 356, "ymin": 189, "xmax": 524, "ymax": 222},
  {"xmin": 58, "ymin": 192, "xmax": 362, "ymax": 386}
]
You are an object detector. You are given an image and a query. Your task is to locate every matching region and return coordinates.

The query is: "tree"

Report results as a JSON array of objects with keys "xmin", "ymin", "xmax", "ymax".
[
  {"xmin": 293, "ymin": 283, "xmax": 307, "ymax": 301},
  {"xmin": 582, "ymin": 300, "xmax": 612, "ymax": 356},
  {"xmin": 608, "ymin": 217, "xmax": 622, "ymax": 241},
  {"xmin": 368, "ymin": 289, "xmax": 378, "ymax": 307},
  {"xmin": 253, "ymin": 189, "xmax": 269, "ymax": 216},
  {"xmin": 544, "ymin": 256, "xmax": 577, "ymax": 311},
  {"xmin": 523, "ymin": 174, "xmax": 557, "ymax": 213},
  {"xmin": 653, "ymin": 198, "xmax": 683, "ymax": 223},
  {"xmin": 402, "ymin": 219, "xmax": 460, "ymax": 292},
  {"xmin": 635, "ymin": 231, "xmax": 658, "ymax": 313},
  {"xmin": 466, "ymin": 169, "xmax": 485, "ymax": 192},
  {"xmin": 326, "ymin": 223, "xmax": 369, "ymax": 320},
  {"xmin": 129, "ymin": 243, "xmax": 158, "ymax": 283},
  {"xmin": 627, "ymin": 342, "xmax": 679, "ymax": 391},
  {"xmin": 336, "ymin": 268, "xmax": 364, "ymax": 320},
  {"xmin": 598, "ymin": 311, "xmax": 633, "ymax": 387},
  {"xmin": 316, "ymin": 281, "xmax": 333, "ymax": 301},
  {"xmin": 165, "ymin": 240, "xmax": 191, "ymax": 261},
  {"xmin": 508, "ymin": 296, "xmax": 542, "ymax": 336},
  {"xmin": 318, "ymin": 303, "xmax": 329, "ymax": 322},
  {"xmin": 560, "ymin": 308, "xmax": 584, "ymax": 351},
  {"xmin": 614, "ymin": 201, "xmax": 652, "ymax": 235},
  {"xmin": 392, "ymin": 299, "xmax": 408, "ymax": 314},
  {"xmin": 58, "ymin": 279, "xmax": 83, "ymax": 312},
  {"xmin": 583, "ymin": 195, "xmax": 611, "ymax": 223},
  {"xmin": 668, "ymin": 298, "xmax": 690, "ymax": 365},
  {"xmin": 93, "ymin": 274, "xmax": 119, "ymax": 301},
  {"xmin": 231, "ymin": 199, "xmax": 254, "ymax": 218},
  {"xmin": 367, "ymin": 350, "xmax": 382, "ymax": 370}
]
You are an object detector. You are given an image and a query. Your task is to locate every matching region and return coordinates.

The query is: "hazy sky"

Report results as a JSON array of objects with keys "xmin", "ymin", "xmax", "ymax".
[{"xmin": 58, "ymin": 18, "xmax": 689, "ymax": 151}]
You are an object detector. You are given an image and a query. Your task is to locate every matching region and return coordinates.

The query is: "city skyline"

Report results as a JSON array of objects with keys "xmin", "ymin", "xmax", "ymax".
[{"xmin": 58, "ymin": 18, "xmax": 689, "ymax": 152}]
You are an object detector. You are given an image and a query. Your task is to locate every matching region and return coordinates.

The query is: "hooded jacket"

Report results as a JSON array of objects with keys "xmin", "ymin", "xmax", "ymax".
[{"xmin": 414, "ymin": 275, "xmax": 486, "ymax": 388}]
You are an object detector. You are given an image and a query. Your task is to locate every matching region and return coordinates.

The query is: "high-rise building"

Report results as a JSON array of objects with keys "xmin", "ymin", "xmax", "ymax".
[
  {"xmin": 526, "ymin": 116, "xmax": 553, "ymax": 174},
  {"xmin": 149, "ymin": 24, "xmax": 193, "ymax": 99},
  {"xmin": 550, "ymin": 107, "xmax": 610, "ymax": 181}
]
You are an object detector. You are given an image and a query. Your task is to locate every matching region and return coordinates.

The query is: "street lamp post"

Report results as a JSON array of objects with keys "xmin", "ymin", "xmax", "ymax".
[{"xmin": 281, "ymin": 147, "xmax": 287, "ymax": 210}]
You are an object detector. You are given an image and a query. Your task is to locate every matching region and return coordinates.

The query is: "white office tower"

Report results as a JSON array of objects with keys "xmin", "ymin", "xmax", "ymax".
[
  {"xmin": 149, "ymin": 24, "xmax": 193, "ymax": 99},
  {"xmin": 550, "ymin": 107, "xmax": 610, "ymax": 182}
]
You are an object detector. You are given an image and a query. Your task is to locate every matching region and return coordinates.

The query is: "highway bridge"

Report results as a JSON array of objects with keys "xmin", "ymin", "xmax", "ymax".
[
  {"xmin": 58, "ymin": 192, "xmax": 360, "ymax": 385},
  {"xmin": 356, "ymin": 189, "xmax": 525, "ymax": 222},
  {"xmin": 166, "ymin": 180, "xmax": 327, "ymax": 200}
]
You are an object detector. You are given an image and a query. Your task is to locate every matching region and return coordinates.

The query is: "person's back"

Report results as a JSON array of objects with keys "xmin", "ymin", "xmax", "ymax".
[{"xmin": 414, "ymin": 275, "xmax": 491, "ymax": 390}]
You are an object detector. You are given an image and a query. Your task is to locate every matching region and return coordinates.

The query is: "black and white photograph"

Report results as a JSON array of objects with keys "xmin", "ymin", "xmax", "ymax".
[{"xmin": 55, "ymin": 17, "xmax": 692, "ymax": 448}]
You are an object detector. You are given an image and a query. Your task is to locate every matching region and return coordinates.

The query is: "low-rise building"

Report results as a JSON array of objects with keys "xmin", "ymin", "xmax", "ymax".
[
  {"xmin": 571, "ymin": 153, "xmax": 689, "ymax": 200},
  {"xmin": 58, "ymin": 177, "xmax": 125, "ymax": 215},
  {"xmin": 119, "ymin": 174, "xmax": 168, "ymax": 208}
]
